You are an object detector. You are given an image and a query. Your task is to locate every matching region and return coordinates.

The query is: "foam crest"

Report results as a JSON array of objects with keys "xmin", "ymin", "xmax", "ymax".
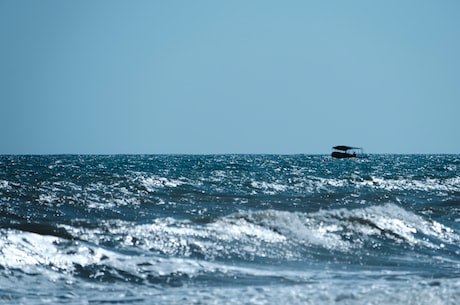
[
  {"xmin": 55, "ymin": 203, "xmax": 460, "ymax": 268},
  {"xmin": 250, "ymin": 180, "xmax": 288, "ymax": 194},
  {"xmin": 239, "ymin": 203, "xmax": 460, "ymax": 256},
  {"xmin": 0, "ymin": 228, "xmax": 309, "ymax": 288},
  {"xmin": 0, "ymin": 229, "xmax": 219, "ymax": 285},
  {"xmin": 0, "ymin": 230, "xmax": 108, "ymax": 273},
  {"xmin": 61, "ymin": 215, "xmax": 290, "ymax": 261},
  {"xmin": 134, "ymin": 173, "xmax": 197, "ymax": 193},
  {"xmin": 0, "ymin": 180, "xmax": 11, "ymax": 191}
]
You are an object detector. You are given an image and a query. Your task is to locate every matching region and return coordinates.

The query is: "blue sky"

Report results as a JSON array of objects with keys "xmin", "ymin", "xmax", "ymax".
[{"xmin": 1, "ymin": 1, "xmax": 459, "ymax": 154}]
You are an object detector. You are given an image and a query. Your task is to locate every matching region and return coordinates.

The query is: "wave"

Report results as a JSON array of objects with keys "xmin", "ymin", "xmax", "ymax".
[{"xmin": 2, "ymin": 203, "xmax": 459, "ymax": 288}]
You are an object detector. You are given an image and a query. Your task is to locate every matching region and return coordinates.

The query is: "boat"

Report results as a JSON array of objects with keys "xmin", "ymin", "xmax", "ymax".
[{"xmin": 331, "ymin": 145, "xmax": 363, "ymax": 159}]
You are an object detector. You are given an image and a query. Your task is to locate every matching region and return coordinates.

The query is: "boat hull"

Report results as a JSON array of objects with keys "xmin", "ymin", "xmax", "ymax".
[{"xmin": 331, "ymin": 151, "xmax": 356, "ymax": 159}]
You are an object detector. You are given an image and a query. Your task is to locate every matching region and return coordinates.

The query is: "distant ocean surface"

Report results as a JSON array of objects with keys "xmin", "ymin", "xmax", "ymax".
[{"xmin": 1, "ymin": 154, "xmax": 460, "ymax": 305}]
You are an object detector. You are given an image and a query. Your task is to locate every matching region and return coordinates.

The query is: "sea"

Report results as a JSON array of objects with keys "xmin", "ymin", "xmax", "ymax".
[{"xmin": 0, "ymin": 154, "xmax": 459, "ymax": 305}]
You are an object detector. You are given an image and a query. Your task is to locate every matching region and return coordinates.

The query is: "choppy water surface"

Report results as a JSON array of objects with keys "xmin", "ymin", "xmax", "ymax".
[{"xmin": 1, "ymin": 154, "xmax": 459, "ymax": 304}]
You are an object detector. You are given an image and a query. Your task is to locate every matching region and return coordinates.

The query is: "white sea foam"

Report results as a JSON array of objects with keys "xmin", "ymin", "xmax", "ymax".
[
  {"xmin": 250, "ymin": 180, "xmax": 288, "ymax": 194},
  {"xmin": 54, "ymin": 202, "xmax": 460, "ymax": 268},
  {"xmin": 0, "ymin": 180, "xmax": 11, "ymax": 190},
  {"xmin": 61, "ymin": 214, "xmax": 289, "ymax": 261},
  {"xmin": 3, "ymin": 229, "xmax": 458, "ymax": 305},
  {"xmin": 38, "ymin": 193, "xmax": 59, "ymax": 205},
  {"xmin": 135, "ymin": 173, "xmax": 193, "ymax": 192},
  {"xmin": 0, "ymin": 228, "xmax": 212, "ymax": 281},
  {"xmin": 0, "ymin": 228, "xmax": 304, "ymax": 288}
]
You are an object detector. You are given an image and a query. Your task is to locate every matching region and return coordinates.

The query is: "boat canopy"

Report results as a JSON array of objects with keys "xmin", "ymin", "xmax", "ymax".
[{"xmin": 333, "ymin": 145, "xmax": 360, "ymax": 151}]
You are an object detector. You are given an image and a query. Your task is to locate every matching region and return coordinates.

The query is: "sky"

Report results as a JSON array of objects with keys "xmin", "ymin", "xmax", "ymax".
[{"xmin": 1, "ymin": 1, "xmax": 459, "ymax": 154}]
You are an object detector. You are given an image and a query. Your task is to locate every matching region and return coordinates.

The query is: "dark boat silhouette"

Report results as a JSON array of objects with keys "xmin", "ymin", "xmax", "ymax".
[{"xmin": 331, "ymin": 145, "xmax": 363, "ymax": 159}]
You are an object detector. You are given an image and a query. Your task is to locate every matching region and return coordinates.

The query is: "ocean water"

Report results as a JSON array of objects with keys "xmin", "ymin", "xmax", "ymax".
[{"xmin": 0, "ymin": 154, "xmax": 459, "ymax": 305}]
